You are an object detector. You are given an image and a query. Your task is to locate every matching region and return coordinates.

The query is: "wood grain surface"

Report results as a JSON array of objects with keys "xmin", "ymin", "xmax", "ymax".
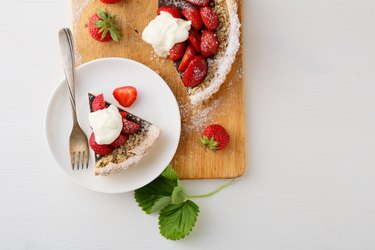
[{"xmin": 72, "ymin": 0, "xmax": 245, "ymax": 179}]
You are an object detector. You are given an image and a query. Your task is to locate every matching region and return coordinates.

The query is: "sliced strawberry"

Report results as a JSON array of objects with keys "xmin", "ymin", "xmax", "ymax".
[
  {"xmin": 185, "ymin": 0, "xmax": 210, "ymax": 7},
  {"xmin": 170, "ymin": 42, "xmax": 187, "ymax": 61},
  {"xmin": 119, "ymin": 111, "xmax": 128, "ymax": 118},
  {"xmin": 89, "ymin": 133, "xmax": 113, "ymax": 155},
  {"xmin": 110, "ymin": 134, "xmax": 128, "ymax": 148},
  {"xmin": 157, "ymin": 5, "xmax": 182, "ymax": 18},
  {"xmin": 182, "ymin": 55, "xmax": 207, "ymax": 87},
  {"xmin": 188, "ymin": 28, "xmax": 201, "ymax": 54},
  {"xmin": 113, "ymin": 86, "xmax": 137, "ymax": 107},
  {"xmin": 178, "ymin": 45, "xmax": 196, "ymax": 71},
  {"xmin": 92, "ymin": 94, "xmax": 105, "ymax": 112},
  {"xmin": 100, "ymin": 0, "xmax": 121, "ymax": 4},
  {"xmin": 122, "ymin": 119, "xmax": 141, "ymax": 135},
  {"xmin": 201, "ymin": 30, "xmax": 219, "ymax": 57},
  {"xmin": 182, "ymin": 6, "xmax": 203, "ymax": 31},
  {"xmin": 200, "ymin": 7, "xmax": 219, "ymax": 31}
]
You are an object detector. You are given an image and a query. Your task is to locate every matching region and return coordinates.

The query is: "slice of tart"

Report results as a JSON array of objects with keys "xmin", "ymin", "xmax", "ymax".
[
  {"xmin": 88, "ymin": 93, "xmax": 160, "ymax": 176},
  {"xmin": 144, "ymin": 0, "xmax": 240, "ymax": 105}
]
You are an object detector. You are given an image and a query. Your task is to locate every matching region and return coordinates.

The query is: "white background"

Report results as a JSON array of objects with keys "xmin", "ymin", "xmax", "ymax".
[{"xmin": 1, "ymin": 0, "xmax": 375, "ymax": 249}]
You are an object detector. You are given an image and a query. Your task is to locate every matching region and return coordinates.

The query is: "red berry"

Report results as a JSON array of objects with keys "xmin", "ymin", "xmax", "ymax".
[
  {"xmin": 185, "ymin": 0, "xmax": 210, "ymax": 7},
  {"xmin": 88, "ymin": 10, "xmax": 121, "ymax": 42},
  {"xmin": 170, "ymin": 42, "xmax": 187, "ymax": 61},
  {"xmin": 113, "ymin": 86, "xmax": 137, "ymax": 107},
  {"xmin": 122, "ymin": 119, "xmax": 141, "ymax": 135},
  {"xmin": 119, "ymin": 111, "xmax": 128, "ymax": 118},
  {"xmin": 182, "ymin": 55, "xmax": 207, "ymax": 87},
  {"xmin": 200, "ymin": 124, "xmax": 230, "ymax": 151},
  {"xmin": 157, "ymin": 5, "xmax": 182, "ymax": 18},
  {"xmin": 188, "ymin": 28, "xmax": 201, "ymax": 54},
  {"xmin": 200, "ymin": 7, "xmax": 219, "ymax": 31},
  {"xmin": 91, "ymin": 94, "xmax": 106, "ymax": 112},
  {"xmin": 201, "ymin": 30, "xmax": 219, "ymax": 57},
  {"xmin": 89, "ymin": 133, "xmax": 113, "ymax": 155},
  {"xmin": 100, "ymin": 0, "xmax": 121, "ymax": 4},
  {"xmin": 178, "ymin": 46, "xmax": 196, "ymax": 71},
  {"xmin": 89, "ymin": 14, "xmax": 112, "ymax": 42},
  {"xmin": 110, "ymin": 134, "xmax": 128, "ymax": 148},
  {"xmin": 182, "ymin": 6, "xmax": 203, "ymax": 31}
]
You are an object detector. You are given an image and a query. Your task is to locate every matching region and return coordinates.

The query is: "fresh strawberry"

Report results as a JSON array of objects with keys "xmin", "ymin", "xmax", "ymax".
[
  {"xmin": 110, "ymin": 134, "xmax": 128, "ymax": 148},
  {"xmin": 88, "ymin": 9, "xmax": 121, "ymax": 42},
  {"xmin": 119, "ymin": 111, "xmax": 128, "ymax": 118},
  {"xmin": 182, "ymin": 55, "xmax": 207, "ymax": 87},
  {"xmin": 170, "ymin": 42, "xmax": 187, "ymax": 61},
  {"xmin": 178, "ymin": 45, "xmax": 196, "ymax": 71},
  {"xmin": 200, "ymin": 124, "xmax": 230, "ymax": 151},
  {"xmin": 201, "ymin": 30, "xmax": 219, "ymax": 57},
  {"xmin": 89, "ymin": 133, "xmax": 113, "ymax": 155},
  {"xmin": 113, "ymin": 86, "xmax": 137, "ymax": 107},
  {"xmin": 182, "ymin": 6, "xmax": 203, "ymax": 30},
  {"xmin": 91, "ymin": 94, "xmax": 105, "ymax": 111},
  {"xmin": 157, "ymin": 5, "xmax": 182, "ymax": 18},
  {"xmin": 188, "ymin": 28, "xmax": 201, "ymax": 54},
  {"xmin": 185, "ymin": 0, "xmax": 210, "ymax": 7},
  {"xmin": 200, "ymin": 7, "xmax": 219, "ymax": 31},
  {"xmin": 100, "ymin": 0, "xmax": 121, "ymax": 4},
  {"xmin": 122, "ymin": 119, "xmax": 141, "ymax": 135}
]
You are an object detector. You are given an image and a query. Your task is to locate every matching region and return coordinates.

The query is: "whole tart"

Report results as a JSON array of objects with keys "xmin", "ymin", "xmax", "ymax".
[
  {"xmin": 89, "ymin": 93, "xmax": 160, "ymax": 176},
  {"xmin": 158, "ymin": 0, "xmax": 241, "ymax": 105}
]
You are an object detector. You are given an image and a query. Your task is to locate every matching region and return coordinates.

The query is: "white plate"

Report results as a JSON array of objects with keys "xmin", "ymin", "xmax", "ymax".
[{"xmin": 46, "ymin": 58, "xmax": 181, "ymax": 193}]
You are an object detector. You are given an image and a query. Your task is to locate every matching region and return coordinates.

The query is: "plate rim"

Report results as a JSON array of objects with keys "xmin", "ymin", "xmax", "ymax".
[{"xmin": 45, "ymin": 57, "xmax": 181, "ymax": 194}]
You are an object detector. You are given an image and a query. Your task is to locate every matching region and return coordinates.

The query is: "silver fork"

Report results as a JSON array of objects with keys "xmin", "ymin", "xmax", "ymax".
[{"xmin": 58, "ymin": 28, "xmax": 89, "ymax": 170}]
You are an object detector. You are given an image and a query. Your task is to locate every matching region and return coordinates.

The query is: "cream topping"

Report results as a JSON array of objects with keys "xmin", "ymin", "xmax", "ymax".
[{"xmin": 142, "ymin": 11, "xmax": 191, "ymax": 57}]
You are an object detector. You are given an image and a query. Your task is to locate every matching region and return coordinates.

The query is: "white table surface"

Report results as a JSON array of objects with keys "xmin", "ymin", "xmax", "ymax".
[{"xmin": 2, "ymin": 0, "xmax": 375, "ymax": 249}]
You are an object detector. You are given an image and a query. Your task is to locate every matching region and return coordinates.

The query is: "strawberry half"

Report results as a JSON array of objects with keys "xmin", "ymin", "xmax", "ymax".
[
  {"xmin": 178, "ymin": 45, "xmax": 196, "ymax": 71},
  {"xmin": 91, "ymin": 94, "xmax": 105, "ymax": 111},
  {"xmin": 89, "ymin": 133, "xmax": 113, "ymax": 155},
  {"xmin": 201, "ymin": 30, "xmax": 219, "ymax": 57},
  {"xmin": 188, "ymin": 28, "xmax": 201, "ymax": 54},
  {"xmin": 182, "ymin": 55, "xmax": 207, "ymax": 87},
  {"xmin": 182, "ymin": 6, "xmax": 203, "ymax": 31},
  {"xmin": 157, "ymin": 5, "xmax": 182, "ymax": 18},
  {"xmin": 110, "ymin": 134, "xmax": 128, "ymax": 148},
  {"xmin": 170, "ymin": 42, "xmax": 187, "ymax": 61},
  {"xmin": 113, "ymin": 86, "xmax": 137, "ymax": 107},
  {"xmin": 200, "ymin": 124, "xmax": 230, "ymax": 151},
  {"xmin": 122, "ymin": 119, "xmax": 141, "ymax": 135},
  {"xmin": 88, "ymin": 9, "xmax": 121, "ymax": 42},
  {"xmin": 185, "ymin": 0, "xmax": 210, "ymax": 7},
  {"xmin": 119, "ymin": 111, "xmax": 128, "ymax": 118},
  {"xmin": 200, "ymin": 7, "xmax": 219, "ymax": 31}
]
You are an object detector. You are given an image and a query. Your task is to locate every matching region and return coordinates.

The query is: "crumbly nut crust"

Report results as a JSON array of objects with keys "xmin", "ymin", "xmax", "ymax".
[{"xmin": 94, "ymin": 125, "xmax": 161, "ymax": 176}]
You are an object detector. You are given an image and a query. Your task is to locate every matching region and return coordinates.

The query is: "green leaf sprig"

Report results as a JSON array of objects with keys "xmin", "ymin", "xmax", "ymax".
[{"xmin": 134, "ymin": 165, "xmax": 234, "ymax": 240}]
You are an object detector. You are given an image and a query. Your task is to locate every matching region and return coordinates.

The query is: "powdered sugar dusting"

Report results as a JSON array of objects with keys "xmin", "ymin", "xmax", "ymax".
[
  {"xmin": 179, "ymin": 96, "xmax": 224, "ymax": 140},
  {"xmin": 190, "ymin": 0, "xmax": 241, "ymax": 105}
]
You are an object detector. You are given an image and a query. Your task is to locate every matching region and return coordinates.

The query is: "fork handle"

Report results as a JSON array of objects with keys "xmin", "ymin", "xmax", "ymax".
[{"xmin": 59, "ymin": 28, "xmax": 78, "ymax": 124}]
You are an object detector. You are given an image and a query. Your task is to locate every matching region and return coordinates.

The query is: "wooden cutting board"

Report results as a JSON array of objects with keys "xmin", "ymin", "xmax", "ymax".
[{"xmin": 72, "ymin": 0, "xmax": 245, "ymax": 179}]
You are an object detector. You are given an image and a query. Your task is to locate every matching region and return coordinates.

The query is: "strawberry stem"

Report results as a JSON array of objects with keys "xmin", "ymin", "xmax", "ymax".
[{"xmin": 187, "ymin": 179, "xmax": 235, "ymax": 199}]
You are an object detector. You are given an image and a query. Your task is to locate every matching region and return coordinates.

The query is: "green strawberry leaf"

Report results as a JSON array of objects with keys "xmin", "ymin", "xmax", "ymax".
[
  {"xmin": 171, "ymin": 180, "xmax": 187, "ymax": 204},
  {"xmin": 161, "ymin": 164, "xmax": 179, "ymax": 180},
  {"xmin": 159, "ymin": 200, "xmax": 199, "ymax": 240},
  {"xmin": 134, "ymin": 177, "xmax": 177, "ymax": 214},
  {"xmin": 150, "ymin": 196, "xmax": 172, "ymax": 213}
]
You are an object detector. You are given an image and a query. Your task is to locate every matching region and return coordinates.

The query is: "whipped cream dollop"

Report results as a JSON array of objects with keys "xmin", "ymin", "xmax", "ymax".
[
  {"xmin": 89, "ymin": 105, "xmax": 122, "ymax": 145},
  {"xmin": 142, "ymin": 11, "xmax": 191, "ymax": 57}
]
